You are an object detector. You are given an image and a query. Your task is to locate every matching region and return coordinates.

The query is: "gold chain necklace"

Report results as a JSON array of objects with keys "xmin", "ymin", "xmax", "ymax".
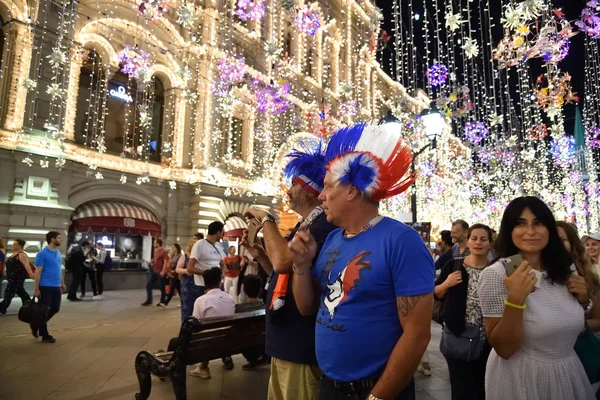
[{"xmin": 343, "ymin": 215, "xmax": 384, "ymax": 238}]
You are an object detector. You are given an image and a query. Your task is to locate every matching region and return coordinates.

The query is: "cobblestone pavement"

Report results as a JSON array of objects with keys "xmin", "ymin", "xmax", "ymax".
[{"xmin": 0, "ymin": 290, "xmax": 450, "ymax": 400}]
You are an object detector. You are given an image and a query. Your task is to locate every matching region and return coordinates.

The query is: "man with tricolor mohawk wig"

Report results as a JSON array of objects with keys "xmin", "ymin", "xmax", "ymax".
[
  {"xmin": 242, "ymin": 140, "xmax": 337, "ymax": 400},
  {"xmin": 289, "ymin": 121, "xmax": 435, "ymax": 400}
]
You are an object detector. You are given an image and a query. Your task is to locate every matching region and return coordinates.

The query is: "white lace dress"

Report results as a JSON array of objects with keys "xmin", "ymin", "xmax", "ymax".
[{"xmin": 477, "ymin": 262, "xmax": 595, "ymax": 400}]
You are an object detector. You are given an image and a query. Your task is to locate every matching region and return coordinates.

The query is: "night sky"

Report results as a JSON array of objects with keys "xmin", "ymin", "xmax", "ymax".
[{"xmin": 375, "ymin": 0, "xmax": 586, "ymax": 133}]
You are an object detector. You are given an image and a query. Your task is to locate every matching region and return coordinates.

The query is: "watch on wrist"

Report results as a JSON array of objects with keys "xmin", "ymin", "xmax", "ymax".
[
  {"xmin": 260, "ymin": 214, "xmax": 276, "ymax": 225},
  {"xmin": 367, "ymin": 395, "xmax": 384, "ymax": 400}
]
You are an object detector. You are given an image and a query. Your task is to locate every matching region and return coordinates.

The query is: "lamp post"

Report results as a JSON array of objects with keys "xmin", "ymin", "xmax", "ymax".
[{"xmin": 411, "ymin": 107, "xmax": 445, "ymax": 223}]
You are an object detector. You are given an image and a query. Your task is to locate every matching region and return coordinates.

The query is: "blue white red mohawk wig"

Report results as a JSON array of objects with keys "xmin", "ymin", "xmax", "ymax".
[
  {"xmin": 324, "ymin": 121, "xmax": 416, "ymax": 201},
  {"xmin": 283, "ymin": 140, "xmax": 326, "ymax": 196}
]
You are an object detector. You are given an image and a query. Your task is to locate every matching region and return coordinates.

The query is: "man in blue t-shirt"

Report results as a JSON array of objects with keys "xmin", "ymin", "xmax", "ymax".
[
  {"xmin": 33, "ymin": 231, "xmax": 66, "ymax": 343},
  {"xmin": 290, "ymin": 121, "xmax": 435, "ymax": 400}
]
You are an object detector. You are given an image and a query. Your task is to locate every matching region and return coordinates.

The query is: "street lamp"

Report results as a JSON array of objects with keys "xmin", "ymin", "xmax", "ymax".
[{"xmin": 411, "ymin": 106, "xmax": 445, "ymax": 223}]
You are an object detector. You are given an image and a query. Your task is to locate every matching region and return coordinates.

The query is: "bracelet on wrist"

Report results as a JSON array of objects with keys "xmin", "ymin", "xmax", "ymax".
[
  {"xmin": 260, "ymin": 214, "xmax": 276, "ymax": 225},
  {"xmin": 504, "ymin": 299, "xmax": 526, "ymax": 310}
]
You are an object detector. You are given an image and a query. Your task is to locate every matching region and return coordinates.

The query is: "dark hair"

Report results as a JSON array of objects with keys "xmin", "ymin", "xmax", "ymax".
[
  {"xmin": 194, "ymin": 233, "xmax": 204, "ymax": 240},
  {"xmin": 496, "ymin": 197, "xmax": 572, "ymax": 284},
  {"xmin": 243, "ymin": 274, "xmax": 262, "ymax": 299},
  {"xmin": 173, "ymin": 243, "xmax": 182, "ymax": 254},
  {"xmin": 556, "ymin": 221, "xmax": 598, "ymax": 296},
  {"xmin": 208, "ymin": 221, "xmax": 225, "ymax": 235},
  {"xmin": 156, "ymin": 238, "xmax": 163, "ymax": 246},
  {"xmin": 14, "ymin": 239, "xmax": 26, "ymax": 248},
  {"xmin": 46, "ymin": 231, "xmax": 60, "ymax": 244},
  {"xmin": 203, "ymin": 267, "xmax": 222, "ymax": 288},
  {"xmin": 440, "ymin": 230, "xmax": 453, "ymax": 247},
  {"xmin": 467, "ymin": 223, "xmax": 493, "ymax": 242},
  {"xmin": 452, "ymin": 219, "xmax": 469, "ymax": 231}
]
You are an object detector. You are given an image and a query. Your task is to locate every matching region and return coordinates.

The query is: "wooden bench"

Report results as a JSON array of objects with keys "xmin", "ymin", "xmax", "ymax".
[{"xmin": 134, "ymin": 309, "xmax": 266, "ymax": 400}]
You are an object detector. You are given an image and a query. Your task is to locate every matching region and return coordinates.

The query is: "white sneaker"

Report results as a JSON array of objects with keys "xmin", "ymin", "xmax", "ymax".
[
  {"xmin": 92, "ymin": 295, "xmax": 101, "ymax": 301},
  {"xmin": 79, "ymin": 295, "xmax": 86, "ymax": 300},
  {"xmin": 190, "ymin": 366, "xmax": 211, "ymax": 379},
  {"xmin": 98, "ymin": 295, "xmax": 104, "ymax": 300},
  {"xmin": 158, "ymin": 303, "xmax": 167, "ymax": 309}
]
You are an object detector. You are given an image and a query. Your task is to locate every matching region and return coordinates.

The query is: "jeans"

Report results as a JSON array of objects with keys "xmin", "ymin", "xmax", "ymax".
[
  {"xmin": 319, "ymin": 375, "xmax": 415, "ymax": 400},
  {"xmin": 445, "ymin": 344, "xmax": 491, "ymax": 400},
  {"xmin": 38, "ymin": 286, "xmax": 62, "ymax": 338},
  {"xmin": 95, "ymin": 265, "xmax": 104, "ymax": 295},
  {"xmin": 146, "ymin": 270, "xmax": 166, "ymax": 304}
]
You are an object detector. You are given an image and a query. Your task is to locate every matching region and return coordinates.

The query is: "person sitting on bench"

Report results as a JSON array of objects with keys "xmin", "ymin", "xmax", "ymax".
[
  {"xmin": 236, "ymin": 274, "xmax": 269, "ymax": 370},
  {"xmin": 190, "ymin": 267, "xmax": 235, "ymax": 379}
]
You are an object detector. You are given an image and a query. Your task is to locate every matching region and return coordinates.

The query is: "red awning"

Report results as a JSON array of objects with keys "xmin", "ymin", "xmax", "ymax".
[
  {"xmin": 224, "ymin": 216, "xmax": 247, "ymax": 239},
  {"xmin": 70, "ymin": 201, "xmax": 161, "ymax": 236}
]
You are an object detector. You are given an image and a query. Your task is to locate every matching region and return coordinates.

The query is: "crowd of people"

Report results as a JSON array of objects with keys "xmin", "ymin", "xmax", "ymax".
[{"xmin": 1, "ymin": 120, "xmax": 599, "ymax": 400}]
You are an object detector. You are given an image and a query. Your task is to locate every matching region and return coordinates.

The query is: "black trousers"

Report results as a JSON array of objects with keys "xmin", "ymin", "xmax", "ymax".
[
  {"xmin": 320, "ymin": 375, "xmax": 415, "ymax": 400},
  {"xmin": 68, "ymin": 265, "xmax": 84, "ymax": 299},
  {"xmin": 38, "ymin": 286, "xmax": 61, "ymax": 338},
  {"xmin": 445, "ymin": 344, "xmax": 492, "ymax": 400},
  {"xmin": 95, "ymin": 265, "xmax": 104, "ymax": 295},
  {"xmin": 81, "ymin": 267, "xmax": 97, "ymax": 296},
  {"xmin": 0, "ymin": 266, "xmax": 31, "ymax": 313}
]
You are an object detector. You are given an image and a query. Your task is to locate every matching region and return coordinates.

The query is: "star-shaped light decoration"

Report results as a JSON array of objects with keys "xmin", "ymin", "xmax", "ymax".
[
  {"xmin": 40, "ymin": 159, "xmax": 49, "ymax": 168},
  {"xmin": 445, "ymin": 12, "xmax": 464, "ymax": 32},
  {"xmin": 501, "ymin": 5, "xmax": 523, "ymax": 30},
  {"xmin": 176, "ymin": 3, "xmax": 196, "ymax": 29},
  {"xmin": 462, "ymin": 38, "xmax": 479, "ymax": 58},
  {"xmin": 184, "ymin": 89, "xmax": 199, "ymax": 105},
  {"xmin": 47, "ymin": 83, "xmax": 66, "ymax": 100},
  {"xmin": 47, "ymin": 47, "xmax": 67, "ymax": 67},
  {"xmin": 169, "ymin": 180, "xmax": 177, "ymax": 190},
  {"xmin": 138, "ymin": 104, "xmax": 152, "ymax": 128},
  {"xmin": 488, "ymin": 113, "xmax": 504, "ymax": 126},
  {"xmin": 120, "ymin": 173, "xmax": 127, "ymax": 184},
  {"xmin": 55, "ymin": 158, "xmax": 66, "ymax": 169},
  {"xmin": 95, "ymin": 172, "xmax": 104, "ymax": 180},
  {"xmin": 22, "ymin": 156, "xmax": 33, "ymax": 166},
  {"xmin": 264, "ymin": 41, "xmax": 283, "ymax": 62},
  {"xmin": 22, "ymin": 78, "xmax": 36, "ymax": 91},
  {"xmin": 176, "ymin": 66, "xmax": 192, "ymax": 82},
  {"xmin": 518, "ymin": 0, "xmax": 545, "ymax": 22}
]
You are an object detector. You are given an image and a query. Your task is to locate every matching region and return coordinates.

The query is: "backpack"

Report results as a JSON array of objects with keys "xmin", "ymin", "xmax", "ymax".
[{"xmin": 103, "ymin": 253, "xmax": 113, "ymax": 270}]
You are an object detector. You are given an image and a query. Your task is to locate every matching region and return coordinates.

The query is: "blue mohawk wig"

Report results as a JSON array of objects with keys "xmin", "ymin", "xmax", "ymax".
[{"xmin": 283, "ymin": 140, "xmax": 326, "ymax": 196}]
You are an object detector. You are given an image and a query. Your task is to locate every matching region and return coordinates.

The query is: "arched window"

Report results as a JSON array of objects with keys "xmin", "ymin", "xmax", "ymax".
[
  {"xmin": 74, "ymin": 50, "xmax": 106, "ymax": 148},
  {"xmin": 104, "ymin": 69, "xmax": 135, "ymax": 154}
]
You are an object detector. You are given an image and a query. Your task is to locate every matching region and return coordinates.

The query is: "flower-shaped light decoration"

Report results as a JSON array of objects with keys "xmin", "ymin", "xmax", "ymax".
[
  {"xmin": 576, "ymin": 1, "xmax": 600, "ymax": 39},
  {"xmin": 235, "ymin": 0, "xmax": 266, "ymax": 21},
  {"xmin": 176, "ymin": 66, "xmax": 192, "ymax": 83},
  {"xmin": 426, "ymin": 63, "xmax": 449, "ymax": 87},
  {"xmin": 445, "ymin": 11, "xmax": 464, "ymax": 32},
  {"xmin": 22, "ymin": 156, "xmax": 33, "ymax": 166},
  {"xmin": 47, "ymin": 47, "xmax": 67, "ymax": 68},
  {"xmin": 549, "ymin": 134, "xmax": 576, "ymax": 168},
  {"xmin": 120, "ymin": 173, "xmax": 127, "ymax": 184},
  {"xmin": 501, "ymin": 4, "xmax": 524, "ymax": 30},
  {"xmin": 528, "ymin": 123, "xmax": 548, "ymax": 140},
  {"xmin": 519, "ymin": 0, "xmax": 545, "ymax": 21},
  {"xmin": 464, "ymin": 121, "xmax": 489, "ymax": 145},
  {"xmin": 138, "ymin": 0, "xmax": 171, "ymax": 22},
  {"xmin": 462, "ymin": 37, "xmax": 479, "ymax": 58},
  {"xmin": 338, "ymin": 82, "xmax": 354, "ymax": 98},
  {"xmin": 138, "ymin": 104, "xmax": 152, "ymax": 128},
  {"xmin": 418, "ymin": 160, "xmax": 436, "ymax": 177},
  {"xmin": 586, "ymin": 126, "xmax": 600, "ymax": 148},
  {"xmin": 253, "ymin": 78, "xmax": 291, "ymax": 115},
  {"xmin": 488, "ymin": 113, "xmax": 504, "ymax": 126},
  {"xmin": 184, "ymin": 89, "xmax": 199, "ymax": 105},
  {"xmin": 295, "ymin": 5, "xmax": 321, "ymax": 36},
  {"xmin": 117, "ymin": 47, "xmax": 153, "ymax": 81},
  {"xmin": 176, "ymin": 3, "xmax": 196, "ymax": 29},
  {"xmin": 213, "ymin": 54, "xmax": 247, "ymax": 100}
]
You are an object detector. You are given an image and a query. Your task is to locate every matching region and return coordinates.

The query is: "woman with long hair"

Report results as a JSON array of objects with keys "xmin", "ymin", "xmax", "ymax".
[
  {"xmin": 175, "ymin": 237, "xmax": 199, "ymax": 322},
  {"xmin": 477, "ymin": 197, "xmax": 594, "ymax": 399},
  {"xmin": 161, "ymin": 243, "xmax": 182, "ymax": 307},
  {"xmin": 556, "ymin": 221, "xmax": 600, "ymax": 332},
  {"xmin": 0, "ymin": 239, "xmax": 34, "ymax": 314},
  {"xmin": 435, "ymin": 224, "xmax": 493, "ymax": 400}
]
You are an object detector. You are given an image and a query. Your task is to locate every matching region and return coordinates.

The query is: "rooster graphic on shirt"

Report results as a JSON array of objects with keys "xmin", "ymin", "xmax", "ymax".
[{"xmin": 324, "ymin": 250, "xmax": 372, "ymax": 320}]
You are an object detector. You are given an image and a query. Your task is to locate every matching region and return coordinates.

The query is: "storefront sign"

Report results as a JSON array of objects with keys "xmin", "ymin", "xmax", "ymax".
[
  {"xmin": 108, "ymin": 85, "xmax": 133, "ymax": 103},
  {"xmin": 124, "ymin": 217, "xmax": 136, "ymax": 227}
]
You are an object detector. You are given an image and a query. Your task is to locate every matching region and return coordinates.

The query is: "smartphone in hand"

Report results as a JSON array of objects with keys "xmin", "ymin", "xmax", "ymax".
[{"xmin": 501, "ymin": 254, "xmax": 523, "ymax": 276}]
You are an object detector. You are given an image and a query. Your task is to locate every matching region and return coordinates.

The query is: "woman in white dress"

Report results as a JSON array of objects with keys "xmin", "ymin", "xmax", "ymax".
[{"xmin": 477, "ymin": 196, "xmax": 595, "ymax": 400}]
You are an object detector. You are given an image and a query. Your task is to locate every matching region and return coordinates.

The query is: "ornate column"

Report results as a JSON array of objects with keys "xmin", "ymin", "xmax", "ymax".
[{"xmin": 2, "ymin": 21, "xmax": 34, "ymax": 131}]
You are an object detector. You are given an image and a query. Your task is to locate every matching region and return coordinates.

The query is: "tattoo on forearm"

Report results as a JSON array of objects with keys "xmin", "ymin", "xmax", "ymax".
[{"xmin": 397, "ymin": 295, "xmax": 426, "ymax": 317}]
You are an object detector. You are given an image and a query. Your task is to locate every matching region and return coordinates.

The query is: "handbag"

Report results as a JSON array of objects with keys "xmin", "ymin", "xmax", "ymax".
[
  {"xmin": 18, "ymin": 297, "xmax": 48, "ymax": 326},
  {"xmin": 439, "ymin": 324, "xmax": 483, "ymax": 362},
  {"xmin": 432, "ymin": 258, "xmax": 464, "ymax": 324},
  {"xmin": 575, "ymin": 325, "xmax": 600, "ymax": 384}
]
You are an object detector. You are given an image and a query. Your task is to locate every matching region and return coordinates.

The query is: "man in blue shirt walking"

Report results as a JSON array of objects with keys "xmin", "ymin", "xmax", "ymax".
[{"xmin": 33, "ymin": 231, "xmax": 66, "ymax": 343}]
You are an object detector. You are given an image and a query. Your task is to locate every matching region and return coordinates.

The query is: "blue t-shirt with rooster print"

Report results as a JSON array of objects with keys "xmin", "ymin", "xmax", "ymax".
[{"xmin": 311, "ymin": 217, "xmax": 434, "ymax": 382}]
